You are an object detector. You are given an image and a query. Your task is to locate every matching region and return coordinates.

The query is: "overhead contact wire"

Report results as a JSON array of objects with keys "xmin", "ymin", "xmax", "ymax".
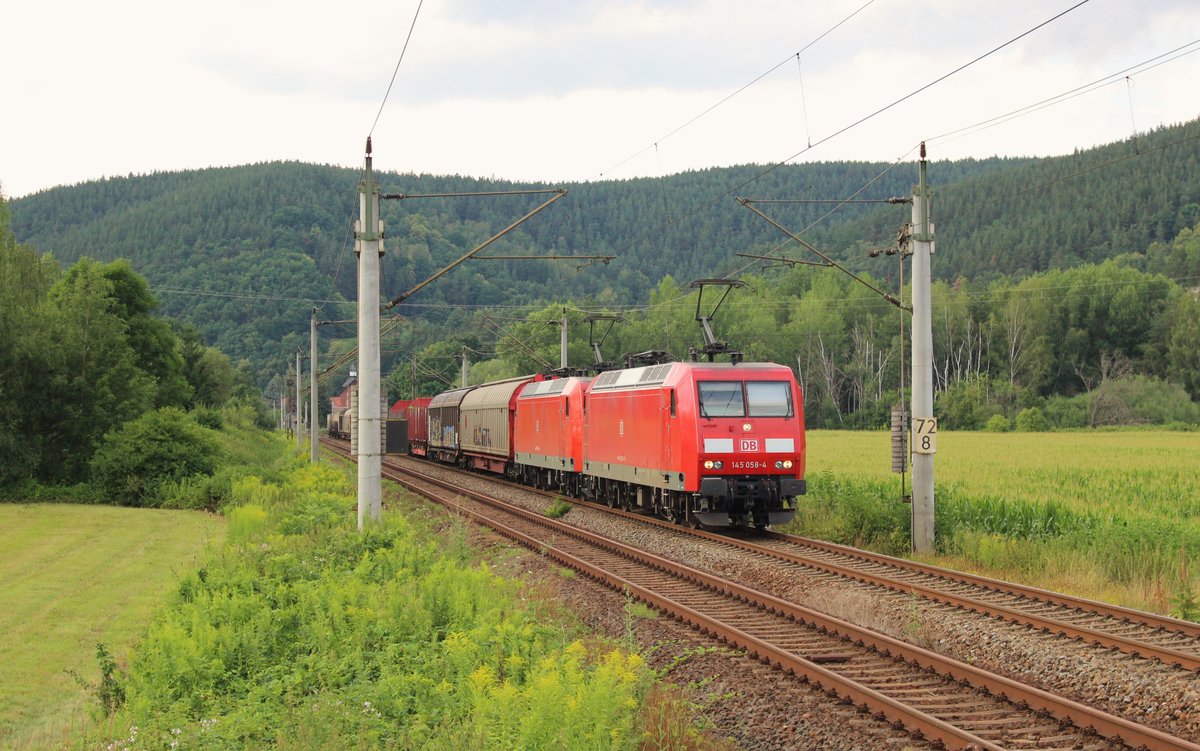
[
  {"xmin": 369, "ymin": 0, "xmax": 425, "ymax": 137},
  {"xmin": 592, "ymin": 0, "xmax": 877, "ymax": 179}
]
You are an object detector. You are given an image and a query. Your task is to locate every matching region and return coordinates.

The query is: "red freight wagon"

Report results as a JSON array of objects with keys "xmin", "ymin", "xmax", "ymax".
[
  {"xmin": 388, "ymin": 399, "xmax": 414, "ymax": 418},
  {"xmin": 405, "ymin": 397, "xmax": 433, "ymax": 457},
  {"xmin": 513, "ymin": 376, "xmax": 591, "ymax": 495},
  {"xmin": 583, "ymin": 361, "xmax": 804, "ymax": 528}
]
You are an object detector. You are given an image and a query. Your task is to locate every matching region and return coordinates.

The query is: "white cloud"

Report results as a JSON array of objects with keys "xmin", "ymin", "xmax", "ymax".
[{"xmin": 3, "ymin": 0, "xmax": 1198, "ymax": 198}]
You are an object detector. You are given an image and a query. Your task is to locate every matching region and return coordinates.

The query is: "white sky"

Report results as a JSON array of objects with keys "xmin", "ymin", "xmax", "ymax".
[{"xmin": 2, "ymin": 0, "xmax": 1198, "ymax": 199}]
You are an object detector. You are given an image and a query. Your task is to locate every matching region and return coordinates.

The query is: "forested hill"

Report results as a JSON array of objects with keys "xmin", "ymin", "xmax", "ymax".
[{"xmin": 8, "ymin": 118, "xmax": 1200, "ymax": 384}]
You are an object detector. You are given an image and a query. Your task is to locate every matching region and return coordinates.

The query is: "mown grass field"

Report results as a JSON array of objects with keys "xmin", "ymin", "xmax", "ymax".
[
  {"xmin": 0, "ymin": 504, "xmax": 224, "ymax": 749},
  {"xmin": 793, "ymin": 429, "xmax": 1200, "ymax": 615}
]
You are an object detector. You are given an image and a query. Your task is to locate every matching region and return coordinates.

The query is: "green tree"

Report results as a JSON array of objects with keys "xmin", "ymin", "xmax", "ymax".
[
  {"xmin": 1166, "ymin": 294, "xmax": 1200, "ymax": 400},
  {"xmin": 0, "ymin": 198, "xmax": 59, "ymax": 484},
  {"xmin": 1014, "ymin": 407, "xmax": 1049, "ymax": 432},
  {"xmin": 100, "ymin": 260, "xmax": 192, "ymax": 408},
  {"xmin": 35, "ymin": 260, "xmax": 156, "ymax": 481}
]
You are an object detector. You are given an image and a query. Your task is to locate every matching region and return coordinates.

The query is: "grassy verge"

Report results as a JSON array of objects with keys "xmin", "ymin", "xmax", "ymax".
[
  {"xmin": 0, "ymin": 505, "xmax": 223, "ymax": 749},
  {"xmin": 783, "ymin": 430, "xmax": 1200, "ymax": 617},
  {"xmin": 78, "ymin": 442, "xmax": 664, "ymax": 750}
]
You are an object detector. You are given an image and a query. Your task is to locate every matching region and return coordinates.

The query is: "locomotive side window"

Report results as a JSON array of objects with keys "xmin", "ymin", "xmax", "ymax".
[
  {"xmin": 746, "ymin": 382, "xmax": 793, "ymax": 417},
  {"xmin": 698, "ymin": 381, "xmax": 744, "ymax": 417}
]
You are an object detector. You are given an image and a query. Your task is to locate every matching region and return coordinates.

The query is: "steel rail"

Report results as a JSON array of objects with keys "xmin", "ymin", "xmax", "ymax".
[
  {"xmin": 761, "ymin": 530, "xmax": 1200, "ymax": 639},
  {"xmin": 734, "ymin": 535, "xmax": 1200, "ymax": 671}
]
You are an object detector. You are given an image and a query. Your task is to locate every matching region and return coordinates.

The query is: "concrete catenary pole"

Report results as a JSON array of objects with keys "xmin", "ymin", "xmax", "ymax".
[
  {"xmin": 460, "ymin": 347, "xmax": 469, "ymax": 387},
  {"xmin": 295, "ymin": 350, "xmax": 303, "ymax": 450},
  {"xmin": 910, "ymin": 143, "xmax": 936, "ymax": 554},
  {"xmin": 560, "ymin": 312, "xmax": 568, "ymax": 369},
  {"xmin": 355, "ymin": 138, "xmax": 384, "ymax": 529},
  {"xmin": 310, "ymin": 308, "xmax": 319, "ymax": 463}
]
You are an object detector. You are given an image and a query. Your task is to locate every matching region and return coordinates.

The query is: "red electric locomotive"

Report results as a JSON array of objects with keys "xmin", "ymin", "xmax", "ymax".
[
  {"xmin": 512, "ymin": 375, "xmax": 591, "ymax": 496},
  {"xmin": 581, "ymin": 361, "xmax": 804, "ymax": 528}
]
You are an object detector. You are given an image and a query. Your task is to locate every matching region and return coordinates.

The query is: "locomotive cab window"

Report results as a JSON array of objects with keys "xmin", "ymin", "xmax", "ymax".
[
  {"xmin": 697, "ymin": 382, "xmax": 744, "ymax": 417},
  {"xmin": 698, "ymin": 381, "xmax": 793, "ymax": 418},
  {"xmin": 746, "ymin": 382, "xmax": 793, "ymax": 417}
]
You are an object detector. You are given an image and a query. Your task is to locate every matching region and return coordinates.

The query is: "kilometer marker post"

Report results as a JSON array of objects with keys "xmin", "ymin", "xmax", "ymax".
[{"xmin": 910, "ymin": 144, "xmax": 936, "ymax": 554}]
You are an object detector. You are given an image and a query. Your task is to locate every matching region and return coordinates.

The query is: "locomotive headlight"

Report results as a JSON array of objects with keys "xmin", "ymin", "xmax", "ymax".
[
  {"xmin": 775, "ymin": 460, "xmax": 794, "ymax": 469},
  {"xmin": 704, "ymin": 460, "xmax": 723, "ymax": 470},
  {"xmin": 704, "ymin": 460, "xmax": 714, "ymax": 469}
]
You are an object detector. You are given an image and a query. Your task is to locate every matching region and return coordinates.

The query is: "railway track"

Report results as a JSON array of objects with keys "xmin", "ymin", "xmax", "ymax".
[
  {"xmin": 323, "ymin": 439, "xmax": 1199, "ymax": 751},
  {"xmin": 752, "ymin": 531, "xmax": 1200, "ymax": 670},
  {"xmin": 374, "ymin": 444, "xmax": 1200, "ymax": 673}
]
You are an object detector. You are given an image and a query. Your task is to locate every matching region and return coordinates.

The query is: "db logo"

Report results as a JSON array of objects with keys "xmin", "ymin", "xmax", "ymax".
[{"xmin": 740, "ymin": 439, "xmax": 759, "ymax": 452}]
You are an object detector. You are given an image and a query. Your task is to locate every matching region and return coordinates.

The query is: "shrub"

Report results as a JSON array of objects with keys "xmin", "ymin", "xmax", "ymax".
[
  {"xmin": 1043, "ymin": 394, "xmax": 1089, "ymax": 429},
  {"xmin": 936, "ymin": 376, "xmax": 1005, "ymax": 430},
  {"xmin": 226, "ymin": 503, "xmax": 269, "ymax": 543},
  {"xmin": 191, "ymin": 406, "xmax": 224, "ymax": 430},
  {"xmin": 1108, "ymin": 376, "xmax": 1200, "ymax": 425},
  {"xmin": 89, "ymin": 407, "xmax": 222, "ymax": 506},
  {"xmin": 984, "ymin": 414, "xmax": 1011, "ymax": 432},
  {"xmin": 1015, "ymin": 407, "xmax": 1049, "ymax": 432},
  {"xmin": 544, "ymin": 498, "xmax": 572, "ymax": 519}
]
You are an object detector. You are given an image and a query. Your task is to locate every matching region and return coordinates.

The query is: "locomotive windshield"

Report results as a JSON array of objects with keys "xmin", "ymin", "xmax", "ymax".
[
  {"xmin": 698, "ymin": 382, "xmax": 744, "ymax": 417},
  {"xmin": 746, "ymin": 382, "xmax": 792, "ymax": 416},
  {"xmin": 698, "ymin": 381, "xmax": 793, "ymax": 418}
]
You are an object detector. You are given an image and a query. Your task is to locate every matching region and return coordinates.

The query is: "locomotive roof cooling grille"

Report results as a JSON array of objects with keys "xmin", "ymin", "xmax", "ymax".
[
  {"xmin": 591, "ymin": 363, "xmax": 674, "ymax": 392},
  {"xmin": 639, "ymin": 364, "xmax": 673, "ymax": 384},
  {"xmin": 592, "ymin": 371, "xmax": 620, "ymax": 389},
  {"xmin": 519, "ymin": 381, "xmax": 552, "ymax": 398}
]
